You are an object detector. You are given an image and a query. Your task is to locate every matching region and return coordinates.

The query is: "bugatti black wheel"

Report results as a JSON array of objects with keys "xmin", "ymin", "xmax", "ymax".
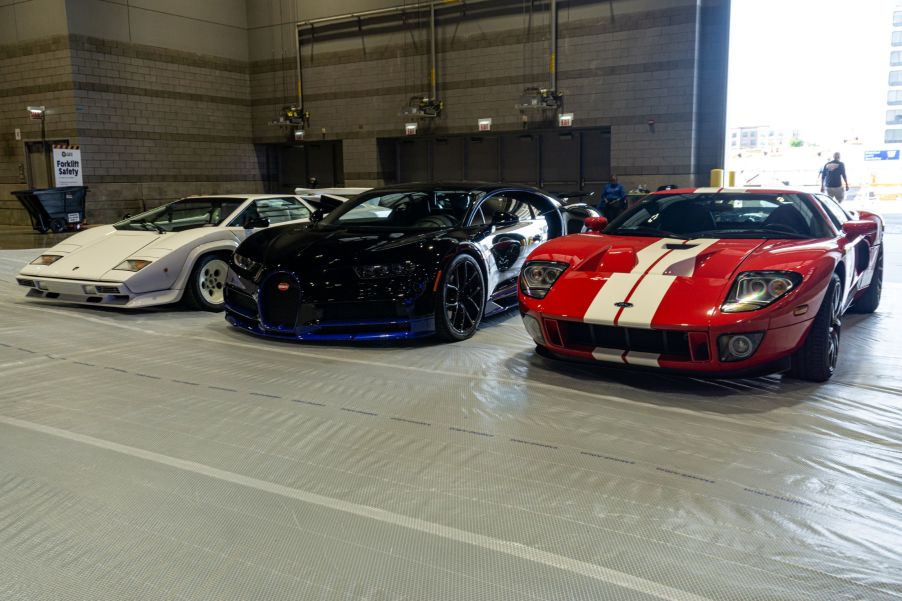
[{"xmin": 436, "ymin": 254, "xmax": 485, "ymax": 341}]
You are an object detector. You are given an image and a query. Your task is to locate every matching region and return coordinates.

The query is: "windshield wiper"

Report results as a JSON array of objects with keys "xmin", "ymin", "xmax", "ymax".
[
  {"xmin": 686, "ymin": 228, "xmax": 810, "ymax": 240},
  {"xmin": 137, "ymin": 220, "xmax": 166, "ymax": 234},
  {"xmin": 610, "ymin": 226, "xmax": 688, "ymax": 239}
]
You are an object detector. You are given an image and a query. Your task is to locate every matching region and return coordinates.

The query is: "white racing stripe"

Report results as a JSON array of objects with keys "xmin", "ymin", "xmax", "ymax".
[
  {"xmin": 623, "ymin": 351, "xmax": 661, "ymax": 367},
  {"xmin": 583, "ymin": 238, "xmax": 719, "ymax": 328}
]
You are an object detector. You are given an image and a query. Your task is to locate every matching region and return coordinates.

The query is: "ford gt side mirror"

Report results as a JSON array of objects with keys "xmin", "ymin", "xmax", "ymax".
[
  {"xmin": 842, "ymin": 219, "xmax": 877, "ymax": 240},
  {"xmin": 492, "ymin": 211, "xmax": 519, "ymax": 229},
  {"xmin": 584, "ymin": 216, "xmax": 608, "ymax": 232}
]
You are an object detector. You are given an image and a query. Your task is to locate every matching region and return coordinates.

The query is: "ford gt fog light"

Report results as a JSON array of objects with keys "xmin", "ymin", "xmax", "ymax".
[
  {"xmin": 718, "ymin": 332, "xmax": 764, "ymax": 362},
  {"xmin": 522, "ymin": 315, "xmax": 546, "ymax": 346},
  {"xmin": 520, "ymin": 261, "xmax": 568, "ymax": 299},
  {"xmin": 30, "ymin": 254, "xmax": 63, "ymax": 266},
  {"xmin": 114, "ymin": 259, "xmax": 152, "ymax": 272}
]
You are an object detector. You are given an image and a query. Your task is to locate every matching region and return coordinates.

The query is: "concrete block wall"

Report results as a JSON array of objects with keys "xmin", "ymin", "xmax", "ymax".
[
  {"xmin": 67, "ymin": 35, "xmax": 262, "ymax": 223},
  {"xmin": 248, "ymin": 0, "xmax": 729, "ymax": 191},
  {"xmin": 0, "ymin": 0, "xmax": 264, "ymax": 226},
  {"xmin": 0, "ymin": 0, "xmax": 728, "ymax": 225}
]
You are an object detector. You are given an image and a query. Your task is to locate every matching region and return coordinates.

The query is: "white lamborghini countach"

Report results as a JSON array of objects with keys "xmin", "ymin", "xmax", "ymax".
[{"xmin": 16, "ymin": 194, "xmax": 314, "ymax": 311}]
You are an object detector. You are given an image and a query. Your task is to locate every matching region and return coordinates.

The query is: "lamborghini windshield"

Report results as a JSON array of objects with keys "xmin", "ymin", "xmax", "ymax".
[
  {"xmin": 114, "ymin": 197, "xmax": 244, "ymax": 233},
  {"xmin": 322, "ymin": 189, "xmax": 483, "ymax": 229},
  {"xmin": 607, "ymin": 193, "xmax": 831, "ymax": 239}
]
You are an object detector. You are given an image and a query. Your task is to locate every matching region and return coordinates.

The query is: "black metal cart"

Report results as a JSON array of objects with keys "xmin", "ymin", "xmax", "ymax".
[{"xmin": 12, "ymin": 186, "xmax": 88, "ymax": 234}]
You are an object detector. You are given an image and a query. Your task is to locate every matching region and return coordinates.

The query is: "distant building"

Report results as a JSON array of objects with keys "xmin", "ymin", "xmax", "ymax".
[
  {"xmin": 887, "ymin": 3, "xmax": 902, "ymax": 142},
  {"xmin": 728, "ymin": 126, "xmax": 798, "ymax": 153}
]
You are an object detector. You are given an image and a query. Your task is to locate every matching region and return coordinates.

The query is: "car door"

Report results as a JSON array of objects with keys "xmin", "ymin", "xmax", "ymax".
[
  {"xmin": 813, "ymin": 194, "xmax": 867, "ymax": 301},
  {"xmin": 471, "ymin": 192, "xmax": 546, "ymax": 291}
]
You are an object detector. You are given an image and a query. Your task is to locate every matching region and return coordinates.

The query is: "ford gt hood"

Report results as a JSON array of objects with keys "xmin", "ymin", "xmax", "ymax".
[{"xmin": 530, "ymin": 235, "xmax": 767, "ymax": 328}]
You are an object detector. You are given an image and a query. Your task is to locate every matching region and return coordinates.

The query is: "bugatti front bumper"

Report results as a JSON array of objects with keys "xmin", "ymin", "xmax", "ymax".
[{"xmin": 224, "ymin": 268, "xmax": 436, "ymax": 341}]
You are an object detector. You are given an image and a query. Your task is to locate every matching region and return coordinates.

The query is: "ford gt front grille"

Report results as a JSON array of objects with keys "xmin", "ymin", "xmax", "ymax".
[{"xmin": 555, "ymin": 321, "xmax": 692, "ymax": 359}]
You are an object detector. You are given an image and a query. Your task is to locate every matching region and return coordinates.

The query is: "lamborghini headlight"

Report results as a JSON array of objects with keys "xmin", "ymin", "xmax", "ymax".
[
  {"xmin": 354, "ymin": 262, "xmax": 418, "ymax": 279},
  {"xmin": 722, "ymin": 271, "xmax": 802, "ymax": 313},
  {"xmin": 114, "ymin": 259, "xmax": 152, "ymax": 272},
  {"xmin": 520, "ymin": 261, "xmax": 568, "ymax": 299},
  {"xmin": 30, "ymin": 254, "xmax": 63, "ymax": 266},
  {"xmin": 232, "ymin": 252, "xmax": 260, "ymax": 273}
]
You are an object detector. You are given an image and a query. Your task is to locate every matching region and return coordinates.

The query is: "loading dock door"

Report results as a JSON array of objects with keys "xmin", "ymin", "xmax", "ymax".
[
  {"xmin": 384, "ymin": 127, "xmax": 611, "ymax": 196},
  {"xmin": 277, "ymin": 141, "xmax": 344, "ymax": 192}
]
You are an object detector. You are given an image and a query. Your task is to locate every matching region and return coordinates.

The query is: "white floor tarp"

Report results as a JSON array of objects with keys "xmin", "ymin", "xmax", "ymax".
[{"xmin": 0, "ymin": 218, "xmax": 900, "ymax": 600}]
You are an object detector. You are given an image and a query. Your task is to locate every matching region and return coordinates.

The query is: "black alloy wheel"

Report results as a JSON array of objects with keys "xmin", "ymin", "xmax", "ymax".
[
  {"xmin": 789, "ymin": 273, "xmax": 842, "ymax": 382},
  {"xmin": 436, "ymin": 254, "xmax": 485, "ymax": 341},
  {"xmin": 850, "ymin": 249, "xmax": 883, "ymax": 314}
]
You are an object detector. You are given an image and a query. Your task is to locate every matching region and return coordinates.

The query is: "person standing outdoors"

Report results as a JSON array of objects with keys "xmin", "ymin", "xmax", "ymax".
[
  {"xmin": 820, "ymin": 152, "xmax": 849, "ymax": 202},
  {"xmin": 599, "ymin": 175, "xmax": 627, "ymax": 219}
]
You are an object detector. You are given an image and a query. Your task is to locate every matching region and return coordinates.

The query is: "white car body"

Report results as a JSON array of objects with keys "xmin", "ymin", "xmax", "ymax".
[
  {"xmin": 17, "ymin": 194, "xmax": 314, "ymax": 309},
  {"xmin": 294, "ymin": 187, "xmax": 371, "ymax": 213}
]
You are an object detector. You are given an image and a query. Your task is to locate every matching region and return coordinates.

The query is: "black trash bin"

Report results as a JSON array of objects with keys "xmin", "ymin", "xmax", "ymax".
[{"xmin": 12, "ymin": 186, "xmax": 88, "ymax": 234}]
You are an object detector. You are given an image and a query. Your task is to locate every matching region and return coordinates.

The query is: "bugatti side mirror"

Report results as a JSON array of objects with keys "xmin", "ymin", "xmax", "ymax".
[
  {"xmin": 309, "ymin": 208, "xmax": 325, "ymax": 224},
  {"xmin": 245, "ymin": 216, "xmax": 270, "ymax": 229},
  {"xmin": 584, "ymin": 216, "xmax": 608, "ymax": 232},
  {"xmin": 842, "ymin": 219, "xmax": 877, "ymax": 240},
  {"xmin": 491, "ymin": 211, "xmax": 519, "ymax": 229}
]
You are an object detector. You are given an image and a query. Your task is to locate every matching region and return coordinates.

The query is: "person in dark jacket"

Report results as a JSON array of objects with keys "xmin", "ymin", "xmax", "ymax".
[
  {"xmin": 598, "ymin": 175, "xmax": 627, "ymax": 219},
  {"xmin": 819, "ymin": 152, "xmax": 849, "ymax": 202}
]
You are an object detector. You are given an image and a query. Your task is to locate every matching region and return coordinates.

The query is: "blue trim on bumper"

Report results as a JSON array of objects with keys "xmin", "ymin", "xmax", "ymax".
[{"xmin": 225, "ymin": 310, "xmax": 436, "ymax": 341}]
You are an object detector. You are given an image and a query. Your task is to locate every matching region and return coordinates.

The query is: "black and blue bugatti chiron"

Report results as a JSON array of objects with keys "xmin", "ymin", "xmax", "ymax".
[{"xmin": 224, "ymin": 182, "xmax": 597, "ymax": 342}]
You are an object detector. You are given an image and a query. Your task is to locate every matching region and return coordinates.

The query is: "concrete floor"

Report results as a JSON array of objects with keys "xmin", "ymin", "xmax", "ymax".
[{"xmin": 0, "ymin": 217, "xmax": 900, "ymax": 600}]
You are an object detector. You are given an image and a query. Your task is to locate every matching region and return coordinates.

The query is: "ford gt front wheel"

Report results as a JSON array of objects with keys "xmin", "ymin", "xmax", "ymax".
[
  {"xmin": 789, "ymin": 273, "xmax": 842, "ymax": 382},
  {"xmin": 435, "ymin": 254, "xmax": 485, "ymax": 341}
]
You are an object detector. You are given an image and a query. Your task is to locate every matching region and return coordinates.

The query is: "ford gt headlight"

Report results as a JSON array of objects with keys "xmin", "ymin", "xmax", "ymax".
[
  {"xmin": 232, "ymin": 252, "xmax": 260, "ymax": 273},
  {"xmin": 30, "ymin": 254, "xmax": 63, "ymax": 266},
  {"xmin": 722, "ymin": 271, "xmax": 802, "ymax": 313},
  {"xmin": 520, "ymin": 261, "xmax": 568, "ymax": 299},
  {"xmin": 355, "ymin": 262, "xmax": 418, "ymax": 278},
  {"xmin": 114, "ymin": 259, "xmax": 152, "ymax": 272}
]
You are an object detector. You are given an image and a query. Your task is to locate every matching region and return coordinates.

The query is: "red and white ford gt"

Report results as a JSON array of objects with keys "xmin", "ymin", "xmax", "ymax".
[{"xmin": 518, "ymin": 188, "xmax": 884, "ymax": 381}]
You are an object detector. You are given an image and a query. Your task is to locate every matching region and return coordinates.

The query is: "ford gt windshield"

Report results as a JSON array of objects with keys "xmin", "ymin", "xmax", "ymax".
[
  {"xmin": 321, "ymin": 190, "xmax": 483, "ymax": 229},
  {"xmin": 607, "ymin": 193, "xmax": 830, "ymax": 239},
  {"xmin": 114, "ymin": 198, "xmax": 244, "ymax": 233}
]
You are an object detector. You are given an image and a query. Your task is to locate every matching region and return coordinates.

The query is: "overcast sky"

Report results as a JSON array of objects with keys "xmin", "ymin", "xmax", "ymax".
[{"xmin": 726, "ymin": 0, "xmax": 894, "ymax": 147}]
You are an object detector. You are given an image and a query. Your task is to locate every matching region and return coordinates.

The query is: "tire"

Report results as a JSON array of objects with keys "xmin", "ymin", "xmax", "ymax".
[
  {"xmin": 49, "ymin": 219, "xmax": 66, "ymax": 233},
  {"xmin": 850, "ymin": 249, "xmax": 882, "ymax": 314},
  {"xmin": 789, "ymin": 273, "xmax": 842, "ymax": 382},
  {"xmin": 183, "ymin": 254, "xmax": 230, "ymax": 312},
  {"xmin": 435, "ymin": 254, "xmax": 485, "ymax": 341}
]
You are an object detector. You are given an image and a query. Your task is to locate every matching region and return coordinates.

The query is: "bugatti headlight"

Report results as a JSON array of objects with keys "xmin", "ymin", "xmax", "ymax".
[
  {"xmin": 355, "ymin": 262, "xmax": 418, "ymax": 279},
  {"xmin": 721, "ymin": 271, "xmax": 802, "ymax": 313},
  {"xmin": 30, "ymin": 254, "xmax": 63, "ymax": 266},
  {"xmin": 232, "ymin": 252, "xmax": 260, "ymax": 273},
  {"xmin": 114, "ymin": 259, "xmax": 152, "ymax": 272},
  {"xmin": 520, "ymin": 261, "xmax": 568, "ymax": 299}
]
